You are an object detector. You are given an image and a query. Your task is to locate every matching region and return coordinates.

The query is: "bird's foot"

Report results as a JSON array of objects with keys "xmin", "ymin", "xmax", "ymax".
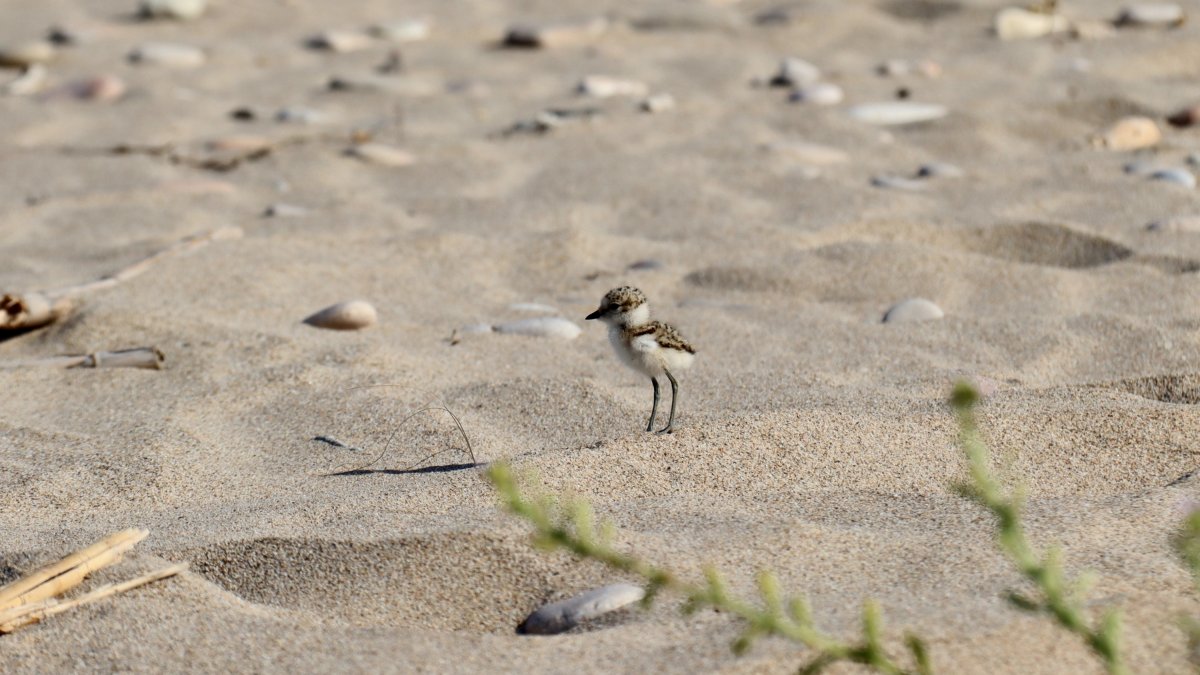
[{"xmin": 655, "ymin": 426, "xmax": 674, "ymax": 435}]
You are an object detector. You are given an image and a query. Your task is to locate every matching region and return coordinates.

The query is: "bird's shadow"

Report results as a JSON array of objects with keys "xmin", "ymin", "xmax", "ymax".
[{"xmin": 325, "ymin": 462, "xmax": 482, "ymax": 477}]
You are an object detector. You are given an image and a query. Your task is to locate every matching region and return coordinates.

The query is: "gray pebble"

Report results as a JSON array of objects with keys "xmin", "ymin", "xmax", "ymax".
[
  {"xmin": 1149, "ymin": 168, "xmax": 1196, "ymax": 189},
  {"xmin": 789, "ymin": 82, "xmax": 843, "ymax": 105},
  {"xmin": 883, "ymin": 298, "xmax": 944, "ymax": 323},
  {"xmin": 139, "ymin": 0, "xmax": 207, "ymax": 21}
]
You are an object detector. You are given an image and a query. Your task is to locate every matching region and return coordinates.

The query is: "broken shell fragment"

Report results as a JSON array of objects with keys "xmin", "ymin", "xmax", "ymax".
[
  {"xmin": 519, "ymin": 584, "xmax": 645, "ymax": 635},
  {"xmin": 494, "ymin": 317, "xmax": 581, "ymax": 340},
  {"xmin": 1093, "ymin": 116, "xmax": 1161, "ymax": 150},
  {"xmin": 303, "ymin": 300, "xmax": 378, "ymax": 330}
]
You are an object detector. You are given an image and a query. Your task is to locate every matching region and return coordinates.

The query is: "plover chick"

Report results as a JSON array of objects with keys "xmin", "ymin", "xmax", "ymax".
[{"xmin": 586, "ymin": 287, "xmax": 696, "ymax": 433}]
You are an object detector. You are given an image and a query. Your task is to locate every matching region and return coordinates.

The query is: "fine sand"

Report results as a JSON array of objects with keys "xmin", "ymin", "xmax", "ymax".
[{"xmin": 3, "ymin": 0, "xmax": 1200, "ymax": 673}]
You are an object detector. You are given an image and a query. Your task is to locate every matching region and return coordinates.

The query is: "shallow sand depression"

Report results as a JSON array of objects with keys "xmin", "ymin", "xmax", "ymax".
[{"xmin": 2, "ymin": 0, "xmax": 1200, "ymax": 673}]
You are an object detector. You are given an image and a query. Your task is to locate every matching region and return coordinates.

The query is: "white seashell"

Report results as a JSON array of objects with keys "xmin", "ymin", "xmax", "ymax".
[
  {"xmin": 457, "ymin": 323, "xmax": 495, "ymax": 335},
  {"xmin": 346, "ymin": 143, "xmax": 416, "ymax": 167},
  {"xmin": 139, "ymin": 0, "xmax": 207, "ymax": 21},
  {"xmin": 519, "ymin": 584, "xmax": 644, "ymax": 635},
  {"xmin": 1115, "ymin": 3, "xmax": 1185, "ymax": 27},
  {"xmin": 303, "ymin": 300, "xmax": 378, "ymax": 330},
  {"xmin": 916, "ymin": 162, "xmax": 964, "ymax": 178},
  {"xmin": 4, "ymin": 65, "xmax": 46, "ymax": 96},
  {"xmin": 504, "ymin": 17, "xmax": 609, "ymax": 48},
  {"xmin": 0, "ymin": 41, "xmax": 56, "ymax": 68},
  {"xmin": 494, "ymin": 317, "xmax": 582, "ymax": 340},
  {"xmin": 508, "ymin": 303, "xmax": 559, "ymax": 314},
  {"xmin": 883, "ymin": 298, "xmax": 944, "ymax": 323},
  {"xmin": 129, "ymin": 42, "xmax": 206, "ymax": 68},
  {"xmin": 578, "ymin": 75, "xmax": 649, "ymax": 98},
  {"xmin": 640, "ymin": 93, "xmax": 676, "ymax": 113},
  {"xmin": 1149, "ymin": 168, "xmax": 1196, "ymax": 189},
  {"xmin": 369, "ymin": 19, "xmax": 431, "ymax": 43},
  {"xmin": 1147, "ymin": 216, "xmax": 1200, "ymax": 232},
  {"xmin": 1094, "ymin": 116, "xmax": 1161, "ymax": 151},
  {"xmin": 764, "ymin": 141, "xmax": 849, "ymax": 165},
  {"xmin": 871, "ymin": 175, "xmax": 927, "ymax": 191},
  {"xmin": 769, "ymin": 57, "xmax": 821, "ymax": 87},
  {"xmin": 848, "ymin": 102, "xmax": 947, "ymax": 126},
  {"xmin": 308, "ymin": 30, "xmax": 373, "ymax": 53},
  {"xmin": 994, "ymin": 7, "xmax": 1070, "ymax": 40},
  {"xmin": 789, "ymin": 82, "xmax": 843, "ymax": 105}
]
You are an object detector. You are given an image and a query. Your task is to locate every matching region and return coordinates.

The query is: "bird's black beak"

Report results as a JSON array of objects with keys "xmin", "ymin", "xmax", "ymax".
[{"xmin": 585, "ymin": 307, "xmax": 604, "ymax": 321}]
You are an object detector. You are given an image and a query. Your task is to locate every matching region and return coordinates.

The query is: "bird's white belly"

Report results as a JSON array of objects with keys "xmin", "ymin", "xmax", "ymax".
[{"xmin": 608, "ymin": 327, "xmax": 693, "ymax": 377}]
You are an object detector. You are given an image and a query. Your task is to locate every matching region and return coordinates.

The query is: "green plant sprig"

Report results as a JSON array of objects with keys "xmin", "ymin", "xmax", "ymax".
[
  {"xmin": 949, "ymin": 382, "xmax": 1127, "ymax": 675},
  {"xmin": 487, "ymin": 463, "xmax": 932, "ymax": 675}
]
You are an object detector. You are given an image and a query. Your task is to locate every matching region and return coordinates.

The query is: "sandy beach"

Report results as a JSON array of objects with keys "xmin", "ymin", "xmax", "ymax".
[{"xmin": 3, "ymin": 0, "xmax": 1200, "ymax": 672}]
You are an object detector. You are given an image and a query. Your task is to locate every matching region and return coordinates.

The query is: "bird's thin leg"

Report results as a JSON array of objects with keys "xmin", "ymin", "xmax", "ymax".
[
  {"xmin": 647, "ymin": 377, "xmax": 660, "ymax": 432},
  {"xmin": 658, "ymin": 369, "xmax": 679, "ymax": 434}
]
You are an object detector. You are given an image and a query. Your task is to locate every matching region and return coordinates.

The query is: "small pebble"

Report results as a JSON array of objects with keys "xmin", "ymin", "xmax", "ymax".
[
  {"xmin": 628, "ymin": 259, "xmax": 665, "ymax": 271},
  {"xmin": 0, "ymin": 41, "xmax": 56, "ymax": 68},
  {"xmin": 263, "ymin": 203, "xmax": 308, "ymax": 218},
  {"xmin": 1115, "ymin": 3, "xmax": 1185, "ymax": 27},
  {"xmin": 276, "ymin": 107, "xmax": 324, "ymax": 124},
  {"xmin": 789, "ymin": 82, "xmax": 843, "ymax": 105},
  {"xmin": 4, "ymin": 65, "xmax": 46, "ymax": 96},
  {"xmin": 877, "ymin": 59, "xmax": 911, "ymax": 77},
  {"xmin": 871, "ymin": 175, "xmax": 927, "ymax": 191},
  {"xmin": 1094, "ymin": 116, "xmax": 1161, "ymax": 150},
  {"xmin": 139, "ymin": 0, "xmax": 207, "ymax": 21},
  {"xmin": 640, "ymin": 93, "xmax": 675, "ymax": 113},
  {"xmin": 1167, "ymin": 103, "xmax": 1200, "ymax": 128},
  {"xmin": 494, "ymin": 317, "xmax": 581, "ymax": 340},
  {"xmin": 578, "ymin": 75, "xmax": 648, "ymax": 98},
  {"xmin": 769, "ymin": 57, "xmax": 821, "ymax": 88},
  {"xmin": 308, "ymin": 30, "xmax": 373, "ymax": 53},
  {"xmin": 1149, "ymin": 168, "xmax": 1196, "ymax": 189},
  {"xmin": 345, "ymin": 143, "xmax": 415, "ymax": 167},
  {"xmin": 518, "ymin": 584, "xmax": 645, "ymax": 635},
  {"xmin": 993, "ymin": 7, "xmax": 1069, "ymax": 40},
  {"xmin": 1147, "ymin": 216, "xmax": 1200, "ymax": 233},
  {"xmin": 883, "ymin": 298, "xmax": 944, "ymax": 323},
  {"xmin": 1187, "ymin": 153, "xmax": 1200, "ymax": 167},
  {"xmin": 303, "ymin": 300, "xmax": 377, "ymax": 330},
  {"xmin": 848, "ymin": 102, "xmax": 947, "ymax": 125},
  {"xmin": 503, "ymin": 17, "xmax": 608, "ymax": 48},
  {"xmin": 129, "ymin": 42, "xmax": 206, "ymax": 68},
  {"xmin": 916, "ymin": 162, "xmax": 964, "ymax": 178},
  {"xmin": 369, "ymin": 19, "xmax": 431, "ymax": 43}
]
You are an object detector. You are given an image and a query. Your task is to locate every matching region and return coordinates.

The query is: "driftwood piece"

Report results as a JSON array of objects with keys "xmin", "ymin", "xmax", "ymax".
[
  {"xmin": 0, "ymin": 347, "xmax": 165, "ymax": 370},
  {"xmin": 1, "ymin": 226, "xmax": 241, "ymax": 333}
]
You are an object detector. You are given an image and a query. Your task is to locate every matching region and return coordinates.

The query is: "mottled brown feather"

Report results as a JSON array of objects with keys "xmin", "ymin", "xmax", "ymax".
[{"xmin": 628, "ymin": 320, "xmax": 696, "ymax": 354}]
